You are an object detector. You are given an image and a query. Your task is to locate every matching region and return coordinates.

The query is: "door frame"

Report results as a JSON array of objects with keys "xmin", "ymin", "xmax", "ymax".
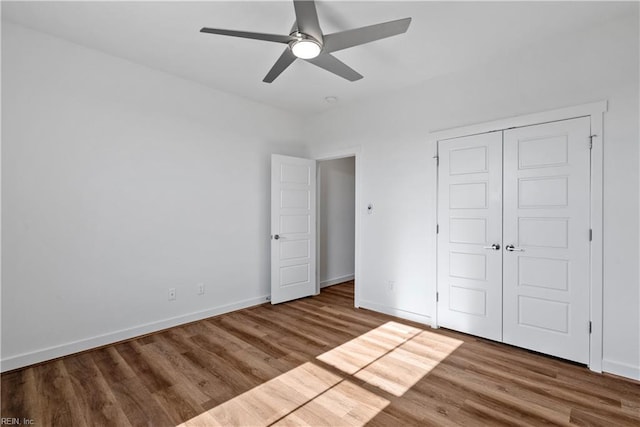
[
  {"xmin": 429, "ymin": 100, "xmax": 607, "ymax": 372},
  {"xmin": 312, "ymin": 147, "xmax": 362, "ymax": 308}
]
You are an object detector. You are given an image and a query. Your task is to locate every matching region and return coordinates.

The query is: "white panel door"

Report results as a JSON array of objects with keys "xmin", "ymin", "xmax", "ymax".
[
  {"xmin": 271, "ymin": 155, "xmax": 316, "ymax": 304},
  {"xmin": 503, "ymin": 117, "xmax": 591, "ymax": 363},
  {"xmin": 437, "ymin": 132, "xmax": 503, "ymax": 341}
]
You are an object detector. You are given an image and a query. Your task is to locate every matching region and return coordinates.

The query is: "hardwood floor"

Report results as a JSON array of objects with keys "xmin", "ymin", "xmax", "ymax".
[{"xmin": 2, "ymin": 281, "xmax": 639, "ymax": 426}]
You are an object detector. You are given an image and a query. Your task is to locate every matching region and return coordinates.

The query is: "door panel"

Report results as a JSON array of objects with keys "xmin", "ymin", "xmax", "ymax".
[
  {"xmin": 437, "ymin": 132, "xmax": 503, "ymax": 341},
  {"xmin": 503, "ymin": 117, "xmax": 591, "ymax": 363},
  {"xmin": 271, "ymin": 155, "xmax": 316, "ymax": 304}
]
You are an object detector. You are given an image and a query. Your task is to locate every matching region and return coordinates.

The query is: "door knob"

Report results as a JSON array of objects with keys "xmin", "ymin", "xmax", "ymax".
[
  {"xmin": 273, "ymin": 234, "xmax": 280, "ymax": 240},
  {"xmin": 483, "ymin": 244, "xmax": 501, "ymax": 250},
  {"xmin": 505, "ymin": 244, "xmax": 524, "ymax": 252}
]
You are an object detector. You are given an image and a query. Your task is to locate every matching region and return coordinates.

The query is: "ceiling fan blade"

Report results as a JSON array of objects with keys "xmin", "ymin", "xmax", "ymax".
[
  {"xmin": 323, "ymin": 17, "xmax": 412, "ymax": 53},
  {"xmin": 263, "ymin": 48, "xmax": 297, "ymax": 83},
  {"xmin": 293, "ymin": 0, "xmax": 323, "ymax": 42},
  {"xmin": 306, "ymin": 53, "xmax": 363, "ymax": 81},
  {"xmin": 200, "ymin": 27, "xmax": 293, "ymax": 44}
]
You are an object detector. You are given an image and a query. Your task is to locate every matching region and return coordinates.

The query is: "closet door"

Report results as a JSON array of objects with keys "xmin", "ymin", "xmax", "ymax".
[
  {"xmin": 437, "ymin": 132, "xmax": 503, "ymax": 341},
  {"xmin": 502, "ymin": 117, "xmax": 591, "ymax": 364}
]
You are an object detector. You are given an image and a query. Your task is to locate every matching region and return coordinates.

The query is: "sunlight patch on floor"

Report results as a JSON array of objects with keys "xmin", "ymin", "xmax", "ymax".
[
  {"xmin": 272, "ymin": 378, "xmax": 390, "ymax": 426},
  {"xmin": 316, "ymin": 321, "xmax": 423, "ymax": 375},
  {"xmin": 179, "ymin": 321, "xmax": 462, "ymax": 426},
  {"xmin": 354, "ymin": 328, "xmax": 463, "ymax": 396},
  {"xmin": 318, "ymin": 322, "xmax": 463, "ymax": 396},
  {"xmin": 178, "ymin": 362, "xmax": 389, "ymax": 427}
]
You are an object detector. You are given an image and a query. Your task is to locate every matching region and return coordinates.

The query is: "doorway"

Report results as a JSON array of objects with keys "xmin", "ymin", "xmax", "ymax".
[
  {"xmin": 270, "ymin": 150, "xmax": 360, "ymax": 307},
  {"xmin": 318, "ymin": 157, "xmax": 356, "ymax": 302}
]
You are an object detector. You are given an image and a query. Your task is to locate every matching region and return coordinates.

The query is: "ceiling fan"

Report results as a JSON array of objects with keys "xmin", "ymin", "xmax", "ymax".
[{"xmin": 200, "ymin": 0, "xmax": 411, "ymax": 83}]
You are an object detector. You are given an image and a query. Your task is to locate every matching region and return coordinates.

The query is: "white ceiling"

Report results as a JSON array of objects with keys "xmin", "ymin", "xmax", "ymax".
[{"xmin": 2, "ymin": 1, "xmax": 633, "ymax": 114}]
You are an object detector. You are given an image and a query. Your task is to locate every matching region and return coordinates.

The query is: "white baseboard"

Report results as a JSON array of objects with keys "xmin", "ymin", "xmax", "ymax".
[
  {"xmin": 1, "ymin": 295, "xmax": 268, "ymax": 373},
  {"xmin": 602, "ymin": 358, "xmax": 640, "ymax": 381},
  {"xmin": 320, "ymin": 274, "xmax": 354, "ymax": 288},
  {"xmin": 358, "ymin": 299, "xmax": 432, "ymax": 327}
]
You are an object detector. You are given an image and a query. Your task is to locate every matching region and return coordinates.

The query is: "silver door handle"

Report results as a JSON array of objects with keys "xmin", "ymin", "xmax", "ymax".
[
  {"xmin": 505, "ymin": 244, "xmax": 524, "ymax": 252},
  {"xmin": 273, "ymin": 234, "xmax": 280, "ymax": 240},
  {"xmin": 483, "ymin": 244, "xmax": 501, "ymax": 250}
]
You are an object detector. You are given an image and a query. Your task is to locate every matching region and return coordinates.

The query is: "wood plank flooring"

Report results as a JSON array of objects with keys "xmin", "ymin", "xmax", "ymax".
[{"xmin": 2, "ymin": 281, "xmax": 639, "ymax": 426}]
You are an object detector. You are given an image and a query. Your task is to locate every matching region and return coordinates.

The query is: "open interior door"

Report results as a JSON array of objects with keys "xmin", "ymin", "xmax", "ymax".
[{"xmin": 271, "ymin": 154, "xmax": 317, "ymax": 304}]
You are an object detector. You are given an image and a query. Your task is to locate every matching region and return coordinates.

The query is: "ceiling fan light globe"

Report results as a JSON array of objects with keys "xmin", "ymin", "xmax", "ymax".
[{"xmin": 291, "ymin": 39, "xmax": 321, "ymax": 59}]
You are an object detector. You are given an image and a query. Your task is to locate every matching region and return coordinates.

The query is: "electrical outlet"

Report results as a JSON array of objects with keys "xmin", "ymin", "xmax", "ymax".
[
  {"xmin": 168, "ymin": 288, "xmax": 176, "ymax": 301},
  {"xmin": 197, "ymin": 283, "xmax": 205, "ymax": 295}
]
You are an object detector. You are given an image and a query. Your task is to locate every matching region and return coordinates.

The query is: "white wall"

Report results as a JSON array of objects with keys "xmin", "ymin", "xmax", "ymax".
[
  {"xmin": 1, "ymin": 22, "xmax": 305, "ymax": 371},
  {"xmin": 319, "ymin": 157, "xmax": 355, "ymax": 287},
  {"xmin": 306, "ymin": 12, "xmax": 640, "ymax": 379}
]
